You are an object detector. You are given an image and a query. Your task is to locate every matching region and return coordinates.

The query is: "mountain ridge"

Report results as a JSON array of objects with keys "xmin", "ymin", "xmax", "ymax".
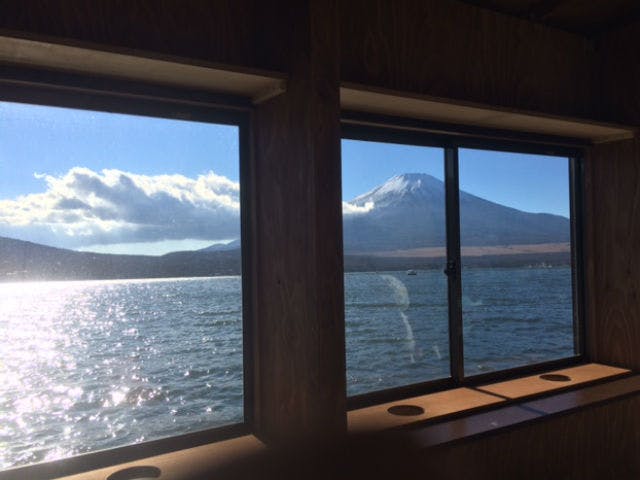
[
  {"xmin": 0, "ymin": 173, "xmax": 571, "ymax": 281},
  {"xmin": 343, "ymin": 173, "xmax": 569, "ymax": 252}
]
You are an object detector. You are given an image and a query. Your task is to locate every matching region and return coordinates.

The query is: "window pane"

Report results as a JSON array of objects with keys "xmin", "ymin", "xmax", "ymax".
[
  {"xmin": 0, "ymin": 102, "xmax": 243, "ymax": 469},
  {"xmin": 342, "ymin": 139, "xmax": 449, "ymax": 396},
  {"xmin": 459, "ymin": 148, "xmax": 574, "ymax": 376}
]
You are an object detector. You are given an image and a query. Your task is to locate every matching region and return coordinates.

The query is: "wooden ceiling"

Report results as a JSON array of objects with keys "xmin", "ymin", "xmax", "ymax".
[{"xmin": 460, "ymin": 0, "xmax": 640, "ymax": 37}]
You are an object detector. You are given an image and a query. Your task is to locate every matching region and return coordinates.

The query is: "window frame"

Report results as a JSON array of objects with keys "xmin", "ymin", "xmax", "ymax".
[
  {"xmin": 341, "ymin": 116, "xmax": 587, "ymax": 410},
  {"xmin": 0, "ymin": 66, "xmax": 255, "ymax": 479}
]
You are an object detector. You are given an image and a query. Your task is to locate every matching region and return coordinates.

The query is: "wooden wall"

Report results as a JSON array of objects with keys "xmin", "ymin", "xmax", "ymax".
[
  {"xmin": 1, "ymin": 1, "xmax": 640, "ymax": 478},
  {"xmin": 417, "ymin": 395, "xmax": 640, "ymax": 479},
  {"xmin": 586, "ymin": 20, "xmax": 640, "ymax": 372},
  {"xmin": 251, "ymin": 1, "xmax": 346, "ymax": 442},
  {"xmin": 339, "ymin": 0, "xmax": 594, "ymax": 118}
]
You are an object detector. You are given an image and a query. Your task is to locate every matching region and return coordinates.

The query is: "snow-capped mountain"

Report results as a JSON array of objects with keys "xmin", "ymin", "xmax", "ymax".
[{"xmin": 343, "ymin": 173, "xmax": 570, "ymax": 253}]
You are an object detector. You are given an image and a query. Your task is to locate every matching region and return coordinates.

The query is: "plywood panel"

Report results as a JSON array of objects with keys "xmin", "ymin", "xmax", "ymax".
[
  {"xmin": 0, "ymin": 35, "xmax": 286, "ymax": 101},
  {"xmin": 594, "ymin": 20, "xmax": 640, "ymax": 126},
  {"xmin": 348, "ymin": 388, "xmax": 503, "ymax": 433},
  {"xmin": 340, "ymin": 0, "xmax": 593, "ymax": 119},
  {"xmin": 0, "ymin": 0, "xmax": 264, "ymax": 69},
  {"xmin": 251, "ymin": 0, "xmax": 346, "ymax": 442},
  {"xmin": 341, "ymin": 84, "xmax": 635, "ymax": 142},
  {"xmin": 54, "ymin": 436, "xmax": 264, "ymax": 480},
  {"xmin": 477, "ymin": 363, "xmax": 630, "ymax": 399},
  {"xmin": 414, "ymin": 395, "xmax": 640, "ymax": 480},
  {"xmin": 587, "ymin": 139, "xmax": 640, "ymax": 371}
]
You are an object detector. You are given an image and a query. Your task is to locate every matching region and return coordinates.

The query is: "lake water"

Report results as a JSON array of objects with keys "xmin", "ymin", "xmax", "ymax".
[{"xmin": 1, "ymin": 267, "xmax": 574, "ymax": 469}]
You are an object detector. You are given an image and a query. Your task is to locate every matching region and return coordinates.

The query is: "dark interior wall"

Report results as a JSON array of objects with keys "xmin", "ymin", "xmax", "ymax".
[
  {"xmin": 417, "ymin": 395, "xmax": 640, "ymax": 480},
  {"xmin": 586, "ymin": 21, "xmax": 640, "ymax": 372},
  {"xmin": 0, "ymin": 0, "xmax": 266, "ymax": 69},
  {"xmin": 251, "ymin": 1, "xmax": 346, "ymax": 441},
  {"xmin": 339, "ymin": 0, "xmax": 594, "ymax": 118},
  {"xmin": 1, "ymin": 0, "xmax": 639, "ymax": 478}
]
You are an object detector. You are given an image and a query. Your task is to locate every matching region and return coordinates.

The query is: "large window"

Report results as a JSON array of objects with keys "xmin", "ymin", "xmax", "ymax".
[
  {"xmin": 0, "ymin": 97, "xmax": 249, "ymax": 472},
  {"xmin": 342, "ymin": 128, "xmax": 583, "ymax": 404}
]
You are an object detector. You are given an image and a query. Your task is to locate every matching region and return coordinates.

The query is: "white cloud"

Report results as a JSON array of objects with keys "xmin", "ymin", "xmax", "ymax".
[
  {"xmin": 342, "ymin": 200, "xmax": 374, "ymax": 215},
  {"xmin": 0, "ymin": 167, "xmax": 240, "ymax": 249}
]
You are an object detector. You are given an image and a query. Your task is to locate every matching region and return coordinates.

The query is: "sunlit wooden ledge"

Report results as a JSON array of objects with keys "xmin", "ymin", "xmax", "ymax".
[
  {"xmin": 23, "ymin": 364, "xmax": 634, "ymax": 480},
  {"xmin": 348, "ymin": 363, "xmax": 631, "ymax": 434},
  {"xmin": 50, "ymin": 435, "xmax": 264, "ymax": 480},
  {"xmin": 0, "ymin": 33, "xmax": 286, "ymax": 104},
  {"xmin": 475, "ymin": 363, "xmax": 630, "ymax": 400},
  {"xmin": 340, "ymin": 83, "xmax": 637, "ymax": 144}
]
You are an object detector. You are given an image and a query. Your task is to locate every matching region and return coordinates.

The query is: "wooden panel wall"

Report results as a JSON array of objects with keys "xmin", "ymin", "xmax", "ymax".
[
  {"xmin": 586, "ymin": 138, "xmax": 640, "ymax": 371},
  {"xmin": 416, "ymin": 395, "xmax": 640, "ymax": 479},
  {"xmin": 339, "ymin": 0, "xmax": 594, "ymax": 119},
  {"xmin": 594, "ymin": 20, "xmax": 640, "ymax": 126},
  {"xmin": 2, "ymin": 1, "xmax": 639, "ymax": 477},
  {"xmin": 0, "ymin": 0, "xmax": 268, "ymax": 70},
  {"xmin": 251, "ymin": 0, "xmax": 346, "ymax": 442},
  {"xmin": 586, "ymin": 21, "xmax": 640, "ymax": 372}
]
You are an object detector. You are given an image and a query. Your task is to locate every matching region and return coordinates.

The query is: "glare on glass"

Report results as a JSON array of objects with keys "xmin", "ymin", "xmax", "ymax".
[
  {"xmin": 341, "ymin": 139, "xmax": 449, "ymax": 396},
  {"xmin": 458, "ymin": 148, "xmax": 574, "ymax": 376},
  {"xmin": 0, "ymin": 101, "xmax": 243, "ymax": 470}
]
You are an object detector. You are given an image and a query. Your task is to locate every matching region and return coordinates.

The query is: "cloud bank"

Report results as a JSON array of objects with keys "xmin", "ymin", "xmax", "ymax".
[
  {"xmin": 0, "ymin": 167, "xmax": 377, "ymax": 251},
  {"xmin": 0, "ymin": 167, "xmax": 240, "ymax": 249},
  {"xmin": 342, "ymin": 200, "xmax": 375, "ymax": 215}
]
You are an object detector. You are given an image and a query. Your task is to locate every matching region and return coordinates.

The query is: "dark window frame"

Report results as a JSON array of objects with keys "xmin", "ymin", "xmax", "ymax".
[
  {"xmin": 341, "ymin": 115, "xmax": 587, "ymax": 410},
  {"xmin": 0, "ymin": 67, "xmax": 255, "ymax": 480}
]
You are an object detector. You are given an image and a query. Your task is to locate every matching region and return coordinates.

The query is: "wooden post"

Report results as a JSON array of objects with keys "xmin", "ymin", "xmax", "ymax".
[{"xmin": 250, "ymin": 0, "xmax": 346, "ymax": 442}]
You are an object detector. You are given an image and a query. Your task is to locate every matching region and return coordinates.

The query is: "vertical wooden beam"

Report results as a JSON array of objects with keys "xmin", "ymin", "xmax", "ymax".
[{"xmin": 251, "ymin": 0, "xmax": 345, "ymax": 442}]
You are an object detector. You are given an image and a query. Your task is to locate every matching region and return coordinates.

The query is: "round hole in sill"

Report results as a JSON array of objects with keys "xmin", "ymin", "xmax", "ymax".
[
  {"xmin": 387, "ymin": 404, "xmax": 425, "ymax": 416},
  {"xmin": 106, "ymin": 466, "xmax": 161, "ymax": 480},
  {"xmin": 539, "ymin": 373, "xmax": 571, "ymax": 382}
]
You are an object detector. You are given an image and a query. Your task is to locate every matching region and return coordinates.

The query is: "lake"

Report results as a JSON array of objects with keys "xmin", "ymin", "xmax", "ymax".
[{"xmin": 0, "ymin": 267, "xmax": 574, "ymax": 469}]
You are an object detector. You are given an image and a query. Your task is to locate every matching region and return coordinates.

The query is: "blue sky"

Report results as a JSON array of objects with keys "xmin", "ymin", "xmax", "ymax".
[
  {"xmin": 1, "ymin": 101, "xmax": 569, "ymax": 255},
  {"xmin": 0, "ymin": 101, "xmax": 240, "ymax": 254},
  {"xmin": 342, "ymin": 139, "xmax": 570, "ymax": 217}
]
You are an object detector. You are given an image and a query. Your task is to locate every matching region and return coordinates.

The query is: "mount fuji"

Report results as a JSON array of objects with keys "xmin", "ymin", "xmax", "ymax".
[{"xmin": 343, "ymin": 173, "xmax": 570, "ymax": 253}]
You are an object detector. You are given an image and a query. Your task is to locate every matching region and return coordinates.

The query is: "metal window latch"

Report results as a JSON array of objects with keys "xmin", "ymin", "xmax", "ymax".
[{"xmin": 444, "ymin": 259, "xmax": 457, "ymax": 277}]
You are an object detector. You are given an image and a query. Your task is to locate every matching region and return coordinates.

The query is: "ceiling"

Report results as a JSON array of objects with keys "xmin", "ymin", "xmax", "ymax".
[{"xmin": 459, "ymin": 0, "xmax": 640, "ymax": 37}]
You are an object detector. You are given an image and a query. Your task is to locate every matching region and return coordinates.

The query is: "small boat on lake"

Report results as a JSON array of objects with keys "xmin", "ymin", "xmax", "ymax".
[{"xmin": 406, "ymin": 269, "xmax": 417, "ymax": 275}]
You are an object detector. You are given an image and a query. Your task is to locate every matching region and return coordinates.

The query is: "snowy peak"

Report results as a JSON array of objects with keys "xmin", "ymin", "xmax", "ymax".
[{"xmin": 351, "ymin": 173, "xmax": 444, "ymax": 208}]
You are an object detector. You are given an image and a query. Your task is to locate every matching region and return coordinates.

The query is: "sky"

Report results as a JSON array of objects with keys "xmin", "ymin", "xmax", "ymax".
[
  {"xmin": 0, "ymin": 101, "xmax": 240, "ymax": 255},
  {"xmin": 341, "ymin": 139, "xmax": 570, "ymax": 217},
  {"xmin": 1, "ymin": 101, "xmax": 570, "ymax": 255}
]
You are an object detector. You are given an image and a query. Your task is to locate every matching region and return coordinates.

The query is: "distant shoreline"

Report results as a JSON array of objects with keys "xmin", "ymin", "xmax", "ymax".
[
  {"xmin": 361, "ymin": 242, "xmax": 570, "ymax": 258},
  {"xmin": 1, "ymin": 235, "xmax": 571, "ymax": 282}
]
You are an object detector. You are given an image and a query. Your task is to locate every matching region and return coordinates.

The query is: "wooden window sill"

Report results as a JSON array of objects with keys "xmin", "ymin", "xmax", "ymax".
[
  {"xmin": 13, "ymin": 364, "xmax": 633, "ymax": 480},
  {"xmin": 348, "ymin": 363, "xmax": 631, "ymax": 435},
  {"xmin": 50, "ymin": 435, "xmax": 265, "ymax": 480}
]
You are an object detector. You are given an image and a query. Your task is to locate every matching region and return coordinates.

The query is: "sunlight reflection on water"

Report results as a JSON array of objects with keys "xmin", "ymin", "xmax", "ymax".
[{"xmin": 0, "ymin": 277, "xmax": 244, "ymax": 469}]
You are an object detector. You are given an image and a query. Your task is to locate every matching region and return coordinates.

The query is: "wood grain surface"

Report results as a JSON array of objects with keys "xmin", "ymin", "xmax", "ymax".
[
  {"xmin": 414, "ymin": 395, "xmax": 640, "ymax": 479},
  {"xmin": 0, "ymin": 0, "xmax": 265, "ymax": 69},
  {"xmin": 251, "ymin": 0, "xmax": 346, "ymax": 442},
  {"xmin": 586, "ymin": 138, "xmax": 640, "ymax": 371},
  {"xmin": 339, "ymin": 0, "xmax": 593, "ymax": 119},
  {"xmin": 349, "ymin": 388, "xmax": 503, "ymax": 433},
  {"xmin": 477, "ymin": 363, "xmax": 630, "ymax": 399}
]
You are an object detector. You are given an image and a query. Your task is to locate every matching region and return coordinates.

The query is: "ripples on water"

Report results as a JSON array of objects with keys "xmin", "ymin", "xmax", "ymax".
[
  {"xmin": 345, "ymin": 267, "xmax": 574, "ymax": 395},
  {"xmin": 0, "ymin": 276, "xmax": 243, "ymax": 469},
  {"xmin": 1, "ymin": 268, "xmax": 574, "ymax": 470}
]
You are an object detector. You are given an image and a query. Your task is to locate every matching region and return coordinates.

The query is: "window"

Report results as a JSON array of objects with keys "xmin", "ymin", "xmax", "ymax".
[
  {"xmin": 342, "ymin": 126, "xmax": 584, "ymax": 406},
  {"xmin": 0, "ymin": 91, "xmax": 250, "ymax": 473}
]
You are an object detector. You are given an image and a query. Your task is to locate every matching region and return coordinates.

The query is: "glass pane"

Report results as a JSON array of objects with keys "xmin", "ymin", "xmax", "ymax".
[
  {"xmin": 0, "ymin": 102, "xmax": 243, "ymax": 469},
  {"xmin": 459, "ymin": 148, "xmax": 574, "ymax": 376},
  {"xmin": 342, "ymin": 139, "xmax": 449, "ymax": 396}
]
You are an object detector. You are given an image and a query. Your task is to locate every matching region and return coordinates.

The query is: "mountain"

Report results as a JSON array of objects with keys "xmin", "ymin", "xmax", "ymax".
[
  {"xmin": 343, "ymin": 173, "xmax": 570, "ymax": 253},
  {"xmin": 0, "ymin": 173, "xmax": 571, "ymax": 281},
  {"xmin": 0, "ymin": 236, "xmax": 240, "ymax": 282},
  {"xmin": 200, "ymin": 239, "xmax": 241, "ymax": 252}
]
